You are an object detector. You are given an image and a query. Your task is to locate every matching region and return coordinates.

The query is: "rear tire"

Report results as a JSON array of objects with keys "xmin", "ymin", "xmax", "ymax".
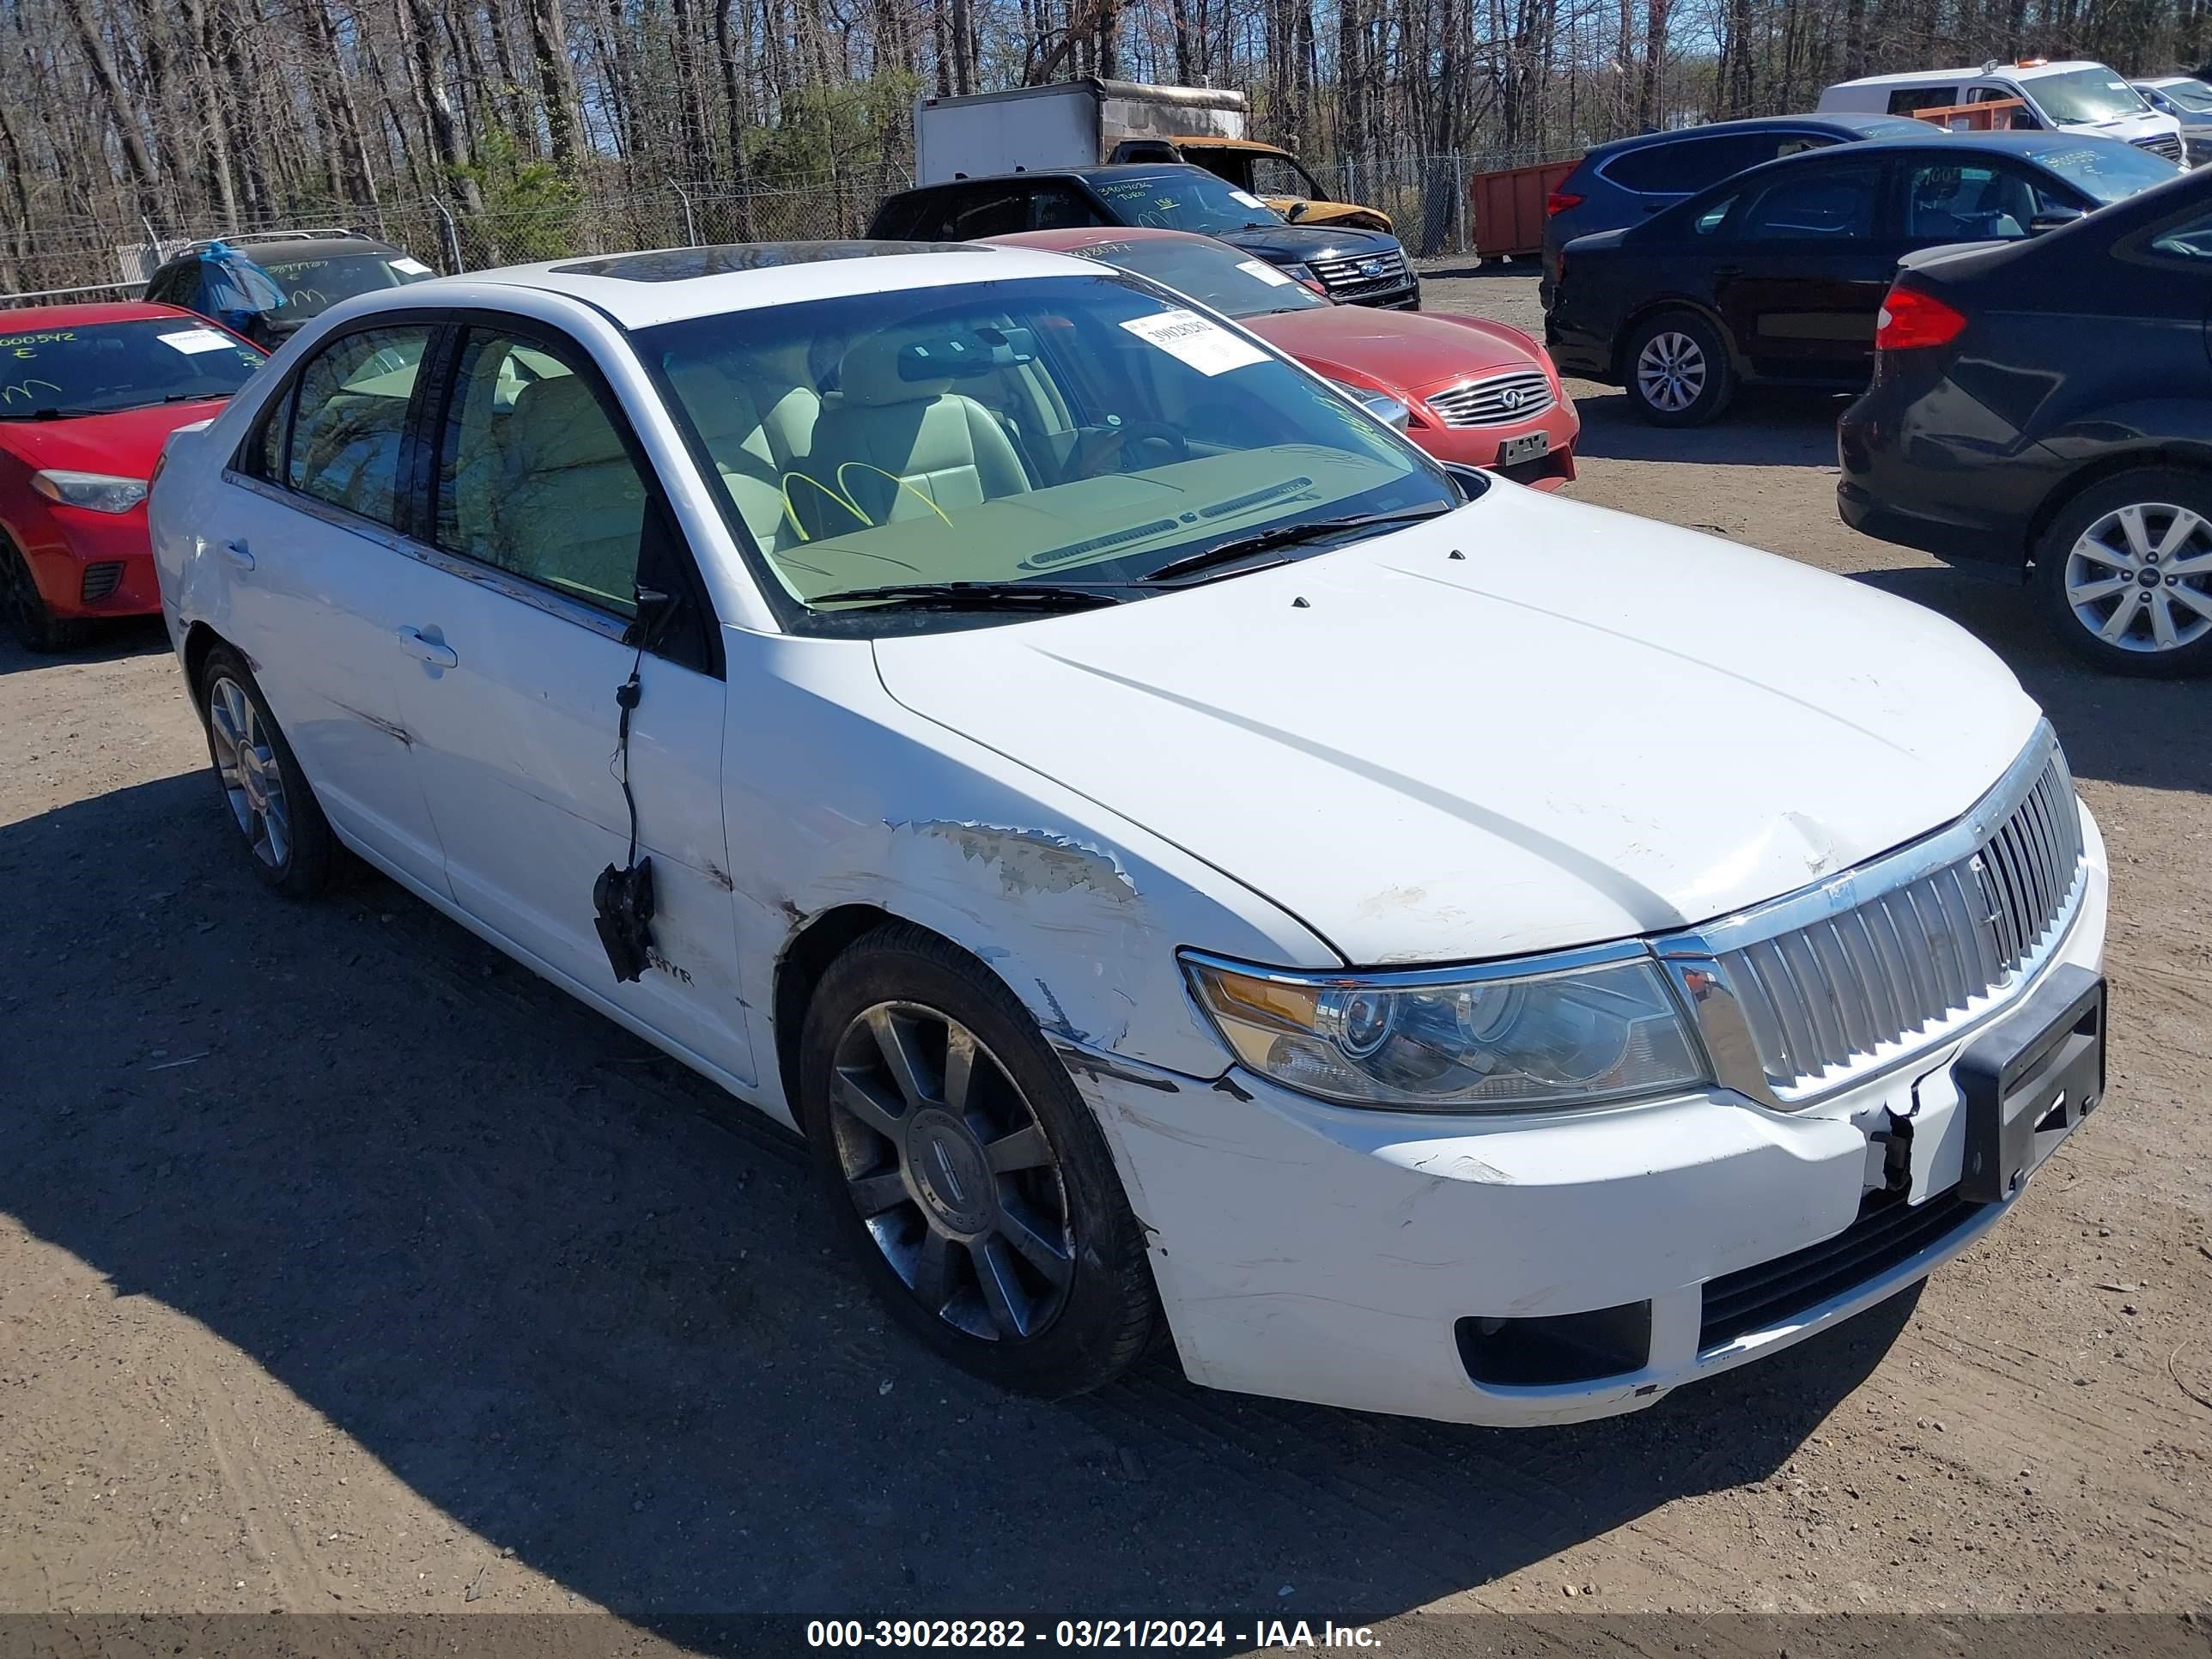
[
  {"xmin": 1624, "ymin": 311, "xmax": 1735, "ymax": 427},
  {"xmin": 2033, "ymin": 468, "xmax": 2212, "ymax": 678},
  {"xmin": 194, "ymin": 643, "xmax": 344, "ymax": 896},
  {"xmin": 797, "ymin": 923, "xmax": 1158, "ymax": 1398},
  {"xmin": 1, "ymin": 537, "xmax": 91, "ymax": 653}
]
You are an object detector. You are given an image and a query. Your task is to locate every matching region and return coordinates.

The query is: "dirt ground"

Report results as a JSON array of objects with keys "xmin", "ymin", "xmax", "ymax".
[{"xmin": 2, "ymin": 268, "xmax": 2209, "ymax": 1653}]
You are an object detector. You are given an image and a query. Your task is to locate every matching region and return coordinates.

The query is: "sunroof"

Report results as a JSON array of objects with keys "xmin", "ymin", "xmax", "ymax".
[{"xmin": 551, "ymin": 242, "xmax": 980, "ymax": 283}]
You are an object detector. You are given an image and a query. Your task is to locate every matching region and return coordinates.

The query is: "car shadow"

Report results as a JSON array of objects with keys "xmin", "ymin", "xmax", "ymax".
[
  {"xmin": 0, "ymin": 771, "xmax": 1915, "ymax": 1641},
  {"xmin": 1568, "ymin": 386, "xmax": 1846, "ymax": 468},
  {"xmin": 1852, "ymin": 565, "xmax": 2211, "ymax": 799},
  {"xmin": 0, "ymin": 616, "xmax": 169, "ymax": 675}
]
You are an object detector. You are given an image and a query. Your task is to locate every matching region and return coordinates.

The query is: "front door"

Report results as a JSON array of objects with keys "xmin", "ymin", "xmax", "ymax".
[
  {"xmin": 386, "ymin": 319, "xmax": 755, "ymax": 1085},
  {"xmin": 213, "ymin": 321, "xmax": 449, "ymax": 896}
]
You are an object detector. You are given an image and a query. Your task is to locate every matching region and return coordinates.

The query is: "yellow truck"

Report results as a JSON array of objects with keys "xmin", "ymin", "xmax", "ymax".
[{"xmin": 911, "ymin": 79, "xmax": 1392, "ymax": 234}]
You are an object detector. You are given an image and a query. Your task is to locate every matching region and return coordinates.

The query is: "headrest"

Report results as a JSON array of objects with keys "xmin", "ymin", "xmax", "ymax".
[
  {"xmin": 836, "ymin": 330, "xmax": 952, "ymax": 408},
  {"xmin": 662, "ymin": 357, "xmax": 764, "ymax": 444},
  {"xmin": 507, "ymin": 373, "xmax": 627, "ymax": 471}
]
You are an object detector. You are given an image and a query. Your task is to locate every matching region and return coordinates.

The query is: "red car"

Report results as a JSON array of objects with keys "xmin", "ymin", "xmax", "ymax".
[
  {"xmin": 0, "ymin": 301, "xmax": 265, "ymax": 651},
  {"xmin": 991, "ymin": 226, "xmax": 1578, "ymax": 489}
]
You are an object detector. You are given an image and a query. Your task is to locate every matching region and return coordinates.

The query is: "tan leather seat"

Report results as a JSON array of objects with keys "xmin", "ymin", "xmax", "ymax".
[
  {"xmin": 497, "ymin": 374, "xmax": 646, "ymax": 605},
  {"xmin": 662, "ymin": 358, "xmax": 820, "ymax": 553},
  {"xmin": 799, "ymin": 329, "xmax": 1030, "ymax": 536}
]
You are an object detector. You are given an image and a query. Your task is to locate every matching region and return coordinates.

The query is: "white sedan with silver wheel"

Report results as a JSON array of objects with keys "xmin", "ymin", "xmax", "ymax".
[{"xmin": 151, "ymin": 241, "xmax": 2108, "ymax": 1425}]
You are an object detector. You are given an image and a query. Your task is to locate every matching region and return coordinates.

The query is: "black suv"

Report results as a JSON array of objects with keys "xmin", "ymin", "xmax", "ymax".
[
  {"xmin": 869, "ymin": 165, "xmax": 1419, "ymax": 308},
  {"xmin": 144, "ymin": 228, "xmax": 435, "ymax": 345},
  {"xmin": 1540, "ymin": 113, "xmax": 1932, "ymax": 305}
]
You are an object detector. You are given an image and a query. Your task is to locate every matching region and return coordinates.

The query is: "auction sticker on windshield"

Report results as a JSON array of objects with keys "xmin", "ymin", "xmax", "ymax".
[
  {"xmin": 1120, "ymin": 307, "xmax": 1267, "ymax": 375},
  {"xmin": 392, "ymin": 257, "xmax": 434, "ymax": 276},
  {"xmin": 159, "ymin": 328, "xmax": 235, "ymax": 355},
  {"xmin": 1237, "ymin": 259, "xmax": 1295, "ymax": 286}
]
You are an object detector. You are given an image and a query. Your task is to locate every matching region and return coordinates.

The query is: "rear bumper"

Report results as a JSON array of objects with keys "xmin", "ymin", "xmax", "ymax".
[
  {"xmin": 1834, "ymin": 385, "xmax": 2044, "ymax": 571},
  {"xmin": 1069, "ymin": 809, "xmax": 2107, "ymax": 1427},
  {"xmin": 13, "ymin": 501, "xmax": 161, "ymax": 619}
]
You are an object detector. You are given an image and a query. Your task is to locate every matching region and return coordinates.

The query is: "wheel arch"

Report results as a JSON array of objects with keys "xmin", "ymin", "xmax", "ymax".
[
  {"xmin": 773, "ymin": 902, "xmax": 916, "ymax": 1137},
  {"xmin": 1612, "ymin": 298, "xmax": 1737, "ymax": 384},
  {"xmin": 2024, "ymin": 443, "xmax": 2212, "ymax": 568}
]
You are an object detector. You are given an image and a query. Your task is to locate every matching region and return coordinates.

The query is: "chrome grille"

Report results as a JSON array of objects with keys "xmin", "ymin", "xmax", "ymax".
[
  {"xmin": 1309, "ymin": 249, "xmax": 1410, "ymax": 301},
  {"xmin": 1671, "ymin": 732, "xmax": 2087, "ymax": 1103},
  {"xmin": 2134, "ymin": 133, "xmax": 2184, "ymax": 162},
  {"xmin": 1425, "ymin": 369, "xmax": 1558, "ymax": 428}
]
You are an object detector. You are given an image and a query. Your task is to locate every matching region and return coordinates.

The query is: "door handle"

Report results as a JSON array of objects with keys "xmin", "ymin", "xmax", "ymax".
[
  {"xmin": 397, "ymin": 626, "xmax": 459, "ymax": 669},
  {"xmin": 220, "ymin": 538, "xmax": 254, "ymax": 571}
]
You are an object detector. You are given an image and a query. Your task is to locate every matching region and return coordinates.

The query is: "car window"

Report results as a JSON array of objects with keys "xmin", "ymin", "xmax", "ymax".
[
  {"xmin": 1904, "ymin": 161, "xmax": 2039, "ymax": 240},
  {"xmin": 0, "ymin": 317, "xmax": 263, "ymax": 419},
  {"xmin": 433, "ymin": 327, "xmax": 649, "ymax": 618},
  {"xmin": 1088, "ymin": 171, "xmax": 1283, "ymax": 232},
  {"xmin": 936, "ymin": 185, "xmax": 1036, "ymax": 240},
  {"xmin": 641, "ymin": 271, "xmax": 1452, "ymax": 635},
  {"xmin": 1692, "ymin": 193, "xmax": 1741, "ymax": 234},
  {"xmin": 2145, "ymin": 202, "xmax": 2212, "ymax": 260},
  {"xmin": 283, "ymin": 325, "xmax": 428, "ymax": 526},
  {"xmin": 1738, "ymin": 166, "xmax": 1880, "ymax": 239},
  {"xmin": 1048, "ymin": 235, "xmax": 1328, "ymax": 319},
  {"xmin": 257, "ymin": 252, "xmax": 436, "ymax": 319},
  {"xmin": 1249, "ymin": 155, "xmax": 1318, "ymax": 198},
  {"xmin": 1887, "ymin": 86, "xmax": 1963, "ymax": 116},
  {"xmin": 1028, "ymin": 183, "xmax": 1107, "ymax": 231},
  {"xmin": 1602, "ymin": 134, "xmax": 1780, "ymax": 195}
]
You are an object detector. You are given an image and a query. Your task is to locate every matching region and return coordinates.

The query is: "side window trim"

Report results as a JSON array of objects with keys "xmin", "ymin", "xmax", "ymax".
[{"xmin": 421, "ymin": 310, "xmax": 724, "ymax": 678}]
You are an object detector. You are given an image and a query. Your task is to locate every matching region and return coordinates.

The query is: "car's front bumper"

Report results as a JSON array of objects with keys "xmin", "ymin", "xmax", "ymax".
[
  {"xmin": 1409, "ymin": 396, "xmax": 1580, "ymax": 490},
  {"xmin": 15, "ymin": 500, "xmax": 161, "ymax": 620},
  {"xmin": 1066, "ymin": 807, "xmax": 2107, "ymax": 1427}
]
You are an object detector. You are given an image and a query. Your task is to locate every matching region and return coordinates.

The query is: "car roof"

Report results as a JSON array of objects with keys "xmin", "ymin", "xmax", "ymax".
[
  {"xmin": 368, "ymin": 240, "xmax": 1098, "ymax": 330},
  {"xmin": 899, "ymin": 162, "xmax": 1214, "ymax": 191},
  {"xmin": 2137, "ymin": 75, "xmax": 2203, "ymax": 87},
  {"xmin": 1828, "ymin": 59, "xmax": 2107, "ymax": 88},
  {"xmin": 0, "ymin": 299, "xmax": 204, "ymax": 329},
  {"xmin": 1588, "ymin": 112, "xmax": 1923, "ymax": 158},
  {"xmin": 989, "ymin": 226, "xmax": 1211, "ymax": 251}
]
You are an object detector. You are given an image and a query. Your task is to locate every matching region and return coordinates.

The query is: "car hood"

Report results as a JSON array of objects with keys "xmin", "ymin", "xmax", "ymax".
[
  {"xmin": 1243, "ymin": 308, "xmax": 1541, "ymax": 394},
  {"xmin": 871, "ymin": 488, "xmax": 2044, "ymax": 966},
  {"xmin": 0, "ymin": 398, "xmax": 231, "ymax": 476},
  {"xmin": 1214, "ymin": 223, "xmax": 1404, "ymax": 265}
]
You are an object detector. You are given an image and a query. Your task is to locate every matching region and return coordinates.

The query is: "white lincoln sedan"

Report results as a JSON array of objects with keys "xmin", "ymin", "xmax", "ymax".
[{"xmin": 149, "ymin": 242, "xmax": 2110, "ymax": 1425}]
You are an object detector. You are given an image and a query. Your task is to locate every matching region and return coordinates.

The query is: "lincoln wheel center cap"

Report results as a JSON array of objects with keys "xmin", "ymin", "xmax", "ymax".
[{"xmin": 904, "ymin": 1109, "xmax": 994, "ymax": 1236}]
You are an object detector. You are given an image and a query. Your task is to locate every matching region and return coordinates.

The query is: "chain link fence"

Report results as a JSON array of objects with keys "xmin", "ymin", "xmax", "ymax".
[{"xmin": 2, "ymin": 149, "xmax": 1576, "ymax": 305}]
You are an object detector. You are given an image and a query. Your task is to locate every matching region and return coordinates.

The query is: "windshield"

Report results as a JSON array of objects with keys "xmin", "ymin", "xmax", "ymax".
[
  {"xmin": 641, "ymin": 274, "xmax": 1452, "ymax": 634},
  {"xmin": 1090, "ymin": 171, "xmax": 1285, "ymax": 233},
  {"xmin": 2027, "ymin": 66, "xmax": 2154, "ymax": 125},
  {"xmin": 2152, "ymin": 78, "xmax": 2212, "ymax": 113},
  {"xmin": 2026, "ymin": 138, "xmax": 2182, "ymax": 204},
  {"xmin": 257, "ymin": 252, "xmax": 436, "ymax": 318},
  {"xmin": 0, "ymin": 318, "xmax": 264, "ymax": 416},
  {"xmin": 1048, "ymin": 238, "xmax": 1328, "ymax": 319}
]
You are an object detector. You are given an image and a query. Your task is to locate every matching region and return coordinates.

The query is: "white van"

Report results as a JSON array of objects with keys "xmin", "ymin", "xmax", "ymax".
[{"xmin": 1819, "ymin": 59, "xmax": 2183, "ymax": 161}]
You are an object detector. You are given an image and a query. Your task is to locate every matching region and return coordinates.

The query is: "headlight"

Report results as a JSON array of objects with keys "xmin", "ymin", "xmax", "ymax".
[
  {"xmin": 32, "ymin": 470, "xmax": 148, "ymax": 514},
  {"xmin": 1182, "ymin": 947, "xmax": 1711, "ymax": 1110}
]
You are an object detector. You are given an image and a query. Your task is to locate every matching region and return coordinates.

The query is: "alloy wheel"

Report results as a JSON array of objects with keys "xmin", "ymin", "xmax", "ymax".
[
  {"xmin": 2063, "ymin": 501, "xmax": 2212, "ymax": 655},
  {"xmin": 206, "ymin": 674, "xmax": 292, "ymax": 869},
  {"xmin": 1635, "ymin": 331, "xmax": 1707, "ymax": 414},
  {"xmin": 827, "ymin": 1000, "xmax": 1074, "ymax": 1342}
]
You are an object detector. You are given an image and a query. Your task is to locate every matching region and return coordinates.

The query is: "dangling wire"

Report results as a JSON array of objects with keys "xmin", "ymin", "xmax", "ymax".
[{"xmin": 613, "ymin": 633, "xmax": 645, "ymax": 870}]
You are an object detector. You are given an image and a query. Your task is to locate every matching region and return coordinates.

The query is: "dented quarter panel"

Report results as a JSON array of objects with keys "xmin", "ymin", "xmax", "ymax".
[{"xmin": 871, "ymin": 489, "xmax": 2044, "ymax": 965}]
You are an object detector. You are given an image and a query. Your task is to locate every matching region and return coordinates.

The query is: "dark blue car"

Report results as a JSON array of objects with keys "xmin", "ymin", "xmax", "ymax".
[{"xmin": 1540, "ymin": 113, "xmax": 1935, "ymax": 306}]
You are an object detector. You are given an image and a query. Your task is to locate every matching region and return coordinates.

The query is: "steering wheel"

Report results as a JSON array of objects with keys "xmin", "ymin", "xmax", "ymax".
[{"xmin": 1103, "ymin": 421, "xmax": 1190, "ymax": 471}]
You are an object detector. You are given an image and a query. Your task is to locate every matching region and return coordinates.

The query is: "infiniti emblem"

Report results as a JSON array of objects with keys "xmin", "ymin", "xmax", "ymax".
[{"xmin": 1499, "ymin": 386, "xmax": 1525, "ymax": 411}]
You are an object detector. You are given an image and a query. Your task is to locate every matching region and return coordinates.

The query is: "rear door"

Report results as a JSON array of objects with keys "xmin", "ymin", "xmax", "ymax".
[
  {"xmin": 1712, "ymin": 156, "xmax": 1892, "ymax": 381},
  {"xmin": 210, "ymin": 319, "xmax": 449, "ymax": 895}
]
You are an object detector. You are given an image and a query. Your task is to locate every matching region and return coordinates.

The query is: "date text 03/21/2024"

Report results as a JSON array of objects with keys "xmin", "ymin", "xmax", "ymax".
[{"xmin": 805, "ymin": 1619, "xmax": 1382, "ymax": 1649}]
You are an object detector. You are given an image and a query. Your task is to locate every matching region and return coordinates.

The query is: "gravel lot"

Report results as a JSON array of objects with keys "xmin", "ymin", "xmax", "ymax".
[{"xmin": 2, "ymin": 268, "xmax": 2208, "ymax": 1650}]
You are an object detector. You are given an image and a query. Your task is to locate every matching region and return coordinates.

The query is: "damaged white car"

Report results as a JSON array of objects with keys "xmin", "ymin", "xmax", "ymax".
[{"xmin": 149, "ymin": 242, "xmax": 2110, "ymax": 1425}]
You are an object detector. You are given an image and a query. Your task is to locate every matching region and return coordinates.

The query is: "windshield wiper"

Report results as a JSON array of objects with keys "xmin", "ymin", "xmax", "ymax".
[
  {"xmin": 0, "ymin": 405, "xmax": 105, "ymax": 421},
  {"xmin": 810, "ymin": 580, "xmax": 1122, "ymax": 612},
  {"xmin": 1140, "ymin": 503, "xmax": 1455, "ymax": 585}
]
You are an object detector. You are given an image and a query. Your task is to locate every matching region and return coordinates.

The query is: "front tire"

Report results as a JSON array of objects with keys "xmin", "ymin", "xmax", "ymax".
[
  {"xmin": 195, "ymin": 643, "xmax": 344, "ymax": 895},
  {"xmin": 1, "ymin": 537, "xmax": 90, "ymax": 653},
  {"xmin": 1625, "ymin": 311, "xmax": 1734, "ymax": 427},
  {"xmin": 797, "ymin": 923, "xmax": 1158, "ymax": 1397},
  {"xmin": 2034, "ymin": 469, "xmax": 2212, "ymax": 677}
]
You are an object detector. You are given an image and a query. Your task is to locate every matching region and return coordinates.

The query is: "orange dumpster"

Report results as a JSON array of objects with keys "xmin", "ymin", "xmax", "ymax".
[{"xmin": 1470, "ymin": 158, "xmax": 1581, "ymax": 260}]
